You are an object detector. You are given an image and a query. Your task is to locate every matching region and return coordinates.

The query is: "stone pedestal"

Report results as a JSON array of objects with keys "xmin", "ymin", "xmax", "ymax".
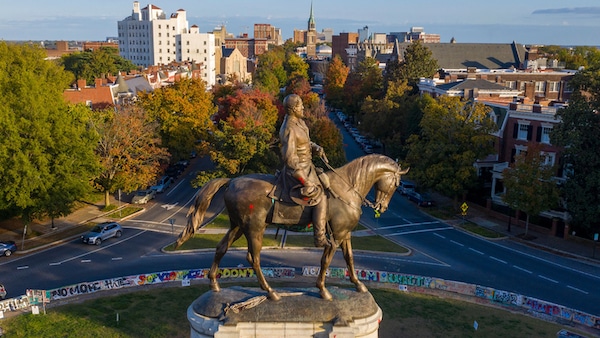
[{"xmin": 187, "ymin": 286, "xmax": 382, "ymax": 338}]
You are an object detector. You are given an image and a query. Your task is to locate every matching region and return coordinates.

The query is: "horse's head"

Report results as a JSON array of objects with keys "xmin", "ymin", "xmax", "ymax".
[{"xmin": 374, "ymin": 164, "xmax": 409, "ymax": 213}]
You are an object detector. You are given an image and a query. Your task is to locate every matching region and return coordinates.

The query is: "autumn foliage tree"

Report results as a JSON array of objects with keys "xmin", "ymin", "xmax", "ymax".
[
  {"xmin": 93, "ymin": 106, "xmax": 170, "ymax": 206},
  {"xmin": 137, "ymin": 77, "xmax": 216, "ymax": 161},
  {"xmin": 323, "ymin": 55, "xmax": 349, "ymax": 109}
]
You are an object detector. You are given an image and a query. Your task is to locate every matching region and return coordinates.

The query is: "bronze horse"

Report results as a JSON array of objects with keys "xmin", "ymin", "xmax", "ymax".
[{"xmin": 175, "ymin": 154, "xmax": 408, "ymax": 301}]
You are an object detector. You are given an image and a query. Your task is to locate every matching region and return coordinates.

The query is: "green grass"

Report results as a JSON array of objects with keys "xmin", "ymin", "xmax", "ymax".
[
  {"xmin": 460, "ymin": 221, "xmax": 505, "ymax": 238},
  {"xmin": 0, "ymin": 283, "xmax": 581, "ymax": 338},
  {"xmin": 106, "ymin": 207, "xmax": 143, "ymax": 219}
]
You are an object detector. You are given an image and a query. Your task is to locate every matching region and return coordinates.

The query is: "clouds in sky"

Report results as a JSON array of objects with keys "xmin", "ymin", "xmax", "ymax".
[{"xmin": 532, "ymin": 6, "xmax": 600, "ymax": 15}]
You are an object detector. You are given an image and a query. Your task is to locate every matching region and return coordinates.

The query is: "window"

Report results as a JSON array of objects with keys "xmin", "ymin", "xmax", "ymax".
[
  {"xmin": 518, "ymin": 123, "xmax": 529, "ymax": 140},
  {"xmin": 541, "ymin": 152, "xmax": 556, "ymax": 166},
  {"xmin": 519, "ymin": 81, "xmax": 526, "ymax": 91},
  {"xmin": 548, "ymin": 81, "xmax": 559, "ymax": 92},
  {"xmin": 535, "ymin": 81, "xmax": 546, "ymax": 93},
  {"xmin": 540, "ymin": 126, "xmax": 552, "ymax": 144},
  {"xmin": 505, "ymin": 81, "xmax": 516, "ymax": 89}
]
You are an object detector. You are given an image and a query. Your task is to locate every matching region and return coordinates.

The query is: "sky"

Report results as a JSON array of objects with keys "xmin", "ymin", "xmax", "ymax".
[{"xmin": 1, "ymin": 0, "xmax": 599, "ymax": 46}]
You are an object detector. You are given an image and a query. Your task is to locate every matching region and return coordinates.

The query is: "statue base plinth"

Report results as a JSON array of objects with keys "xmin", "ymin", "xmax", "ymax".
[{"xmin": 187, "ymin": 286, "xmax": 382, "ymax": 338}]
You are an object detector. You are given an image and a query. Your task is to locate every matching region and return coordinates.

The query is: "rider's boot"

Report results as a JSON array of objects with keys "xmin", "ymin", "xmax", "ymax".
[{"xmin": 313, "ymin": 220, "xmax": 329, "ymax": 247}]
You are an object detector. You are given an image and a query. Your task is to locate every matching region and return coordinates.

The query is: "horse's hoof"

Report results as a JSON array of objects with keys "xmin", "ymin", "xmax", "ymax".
[
  {"xmin": 210, "ymin": 282, "xmax": 221, "ymax": 292},
  {"xmin": 320, "ymin": 288, "xmax": 333, "ymax": 301},
  {"xmin": 357, "ymin": 283, "xmax": 368, "ymax": 293},
  {"xmin": 268, "ymin": 291, "xmax": 281, "ymax": 301}
]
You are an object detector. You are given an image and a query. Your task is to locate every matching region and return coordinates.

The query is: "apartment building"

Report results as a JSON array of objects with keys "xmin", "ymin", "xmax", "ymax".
[{"xmin": 117, "ymin": 1, "xmax": 216, "ymax": 87}]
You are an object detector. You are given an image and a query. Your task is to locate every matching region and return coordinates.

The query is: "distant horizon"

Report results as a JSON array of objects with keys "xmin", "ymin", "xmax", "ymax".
[{"xmin": 1, "ymin": 1, "xmax": 599, "ymax": 46}]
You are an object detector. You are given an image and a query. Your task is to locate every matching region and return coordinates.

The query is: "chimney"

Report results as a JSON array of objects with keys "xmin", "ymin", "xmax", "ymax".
[
  {"xmin": 76, "ymin": 79, "xmax": 86, "ymax": 89},
  {"xmin": 95, "ymin": 78, "xmax": 103, "ymax": 87}
]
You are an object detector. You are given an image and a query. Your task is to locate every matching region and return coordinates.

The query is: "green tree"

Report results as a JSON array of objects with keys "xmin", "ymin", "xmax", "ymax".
[
  {"xmin": 342, "ymin": 57, "xmax": 383, "ymax": 118},
  {"xmin": 0, "ymin": 42, "xmax": 100, "ymax": 224},
  {"xmin": 539, "ymin": 45, "xmax": 600, "ymax": 70},
  {"xmin": 93, "ymin": 106, "xmax": 170, "ymax": 207},
  {"xmin": 405, "ymin": 96, "xmax": 497, "ymax": 208},
  {"xmin": 323, "ymin": 55, "xmax": 349, "ymax": 109},
  {"xmin": 137, "ymin": 78, "xmax": 216, "ymax": 161},
  {"xmin": 254, "ymin": 47, "xmax": 287, "ymax": 96},
  {"xmin": 285, "ymin": 53, "xmax": 309, "ymax": 80},
  {"xmin": 502, "ymin": 144, "xmax": 560, "ymax": 237},
  {"xmin": 398, "ymin": 40, "xmax": 439, "ymax": 92},
  {"xmin": 60, "ymin": 47, "xmax": 136, "ymax": 85},
  {"xmin": 552, "ymin": 67, "xmax": 600, "ymax": 235}
]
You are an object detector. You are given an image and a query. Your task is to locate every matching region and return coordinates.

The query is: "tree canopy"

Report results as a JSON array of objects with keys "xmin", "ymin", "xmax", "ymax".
[
  {"xmin": 60, "ymin": 47, "xmax": 137, "ymax": 85},
  {"xmin": 405, "ymin": 96, "xmax": 497, "ymax": 207},
  {"xmin": 502, "ymin": 144, "xmax": 560, "ymax": 236},
  {"xmin": 92, "ymin": 106, "xmax": 170, "ymax": 206},
  {"xmin": 323, "ymin": 55, "xmax": 349, "ymax": 109},
  {"xmin": 552, "ymin": 66, "xmax": 600, "ymax": 236},
  {"xmin": 0, "ymin": 42, "xmax": 100, "ymax": 221},
  {"xmin": 137, "ymin": 77, "xmax": 216, "ymax": 161}
]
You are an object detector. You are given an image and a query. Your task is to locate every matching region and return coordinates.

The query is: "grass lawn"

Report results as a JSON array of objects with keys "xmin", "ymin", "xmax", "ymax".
[{"xmin": 0, "ymin": 283, "xmax": 579, "ymax": 338}]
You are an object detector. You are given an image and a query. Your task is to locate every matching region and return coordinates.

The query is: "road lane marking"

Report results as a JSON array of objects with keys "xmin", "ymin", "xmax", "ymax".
[
  {"xmin": 433, "ymin": 233, "xmax": 446, "ymax": 239},
  {"xmin": 450, "ymin": 240, "xmax": 464, "ymax": 247},
  {"xmin": 384, "ymin": 227, "xmax": 453, "ymax": 236},
  {"xmin": 17, "ymin": 266, "xmax": 29, "ymax": 270},
  {"xmin": 49, "ymin": 230, "xmax": 147, "ymax": 265},
  {"xmin": 81, "ymin": 259, "xmax": 91, "ymax": 263},
  {"xmin": 567, "ymin": 285, "xmax": 589, "ymax": 294},
  {"xmin": 469, "ymin": 247, "xmax": 484, "ymax": 255},
  {"xmin": 490, "ymin": 256, "xmax": 507, "ymax": 264},
  {"xmin": 513, "ymin": 265, "xmax": 532, "ymax": 274},
  {"xmin": 356, "ymin": 253, "xmax": 450, "ymax": 267},
  {"xmin": 377, "ymin": 221, "xmax": 441, "ymax": 230},
  {"xmin": 538, "ymin": 275, "xmax": 559, "ymax": 283},
  {"xmin": 112, "ymin": 257, "xmax": 123, "ymax": 261}
]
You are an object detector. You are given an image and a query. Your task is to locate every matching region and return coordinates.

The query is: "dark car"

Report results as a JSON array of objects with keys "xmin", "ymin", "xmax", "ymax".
[
  {"xmin": 406, "ymin": 191, "xmax": 436, "ymax": 207},
  {"xmin": 81, "ymin": 222, "xmax": 123, "ymax": 245},
  {"xmin": 0, "ymin": 240, "xmax": 17, "ymax": 257}
]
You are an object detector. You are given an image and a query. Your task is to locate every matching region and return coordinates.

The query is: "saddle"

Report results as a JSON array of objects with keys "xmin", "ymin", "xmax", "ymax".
[{"xmin": 267, "ymin": 169, "xmax": 324, "ymax": 225}]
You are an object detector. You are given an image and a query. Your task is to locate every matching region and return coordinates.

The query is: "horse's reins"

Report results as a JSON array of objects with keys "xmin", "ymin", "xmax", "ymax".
[{"xmin": 320, "ymin": 154, "xmax": 399, "ymax": 215}]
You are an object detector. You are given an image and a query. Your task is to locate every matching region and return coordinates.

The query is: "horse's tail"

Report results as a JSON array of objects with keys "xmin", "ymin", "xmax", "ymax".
[{"xmin": 175, "ymin": 178, "xmax": 231, "ymax": 248}]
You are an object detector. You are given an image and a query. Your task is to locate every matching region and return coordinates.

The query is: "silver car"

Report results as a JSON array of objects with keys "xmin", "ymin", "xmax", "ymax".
[
  {"xmin": 81, "ymin": 222, "xmax": 123, "ymax": 245},
  {"xmin": 131, "ymin": 189, "xmax": 156, "ymax": 204}
]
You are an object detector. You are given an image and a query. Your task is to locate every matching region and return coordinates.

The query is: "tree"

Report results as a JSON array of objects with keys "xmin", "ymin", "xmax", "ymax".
[
  {"xmin": 60, "ymin": 47, "xmax": 136, "ymax": 85},
  {"xmin": 552, "ymin": 67, "xmax": 600, "ymax": 236},
  {"xmin": 342, "ymin": 57, "xmax": 383, "ymax": 118},
  {"xmin": 0, "ymin": 42, "xmax": 99, "ymax": 224},
  {"xmin": 405, "ymin": 96, "xmax": 497, "ymax": 208},
  {"xmin": 253, "ymin": 47, "xmax": 287, "ymax": 96},
  {"xmin": 137, "ymin": 78, "xmax": 216, "ymax": 161},
  {"xmin": 284, "ymin": 53, "xmax": 309, "ymax": 80},
  {"xmin": 396, "ymin": 40, "xmax": 439, "ymax": 93},
  {"xmin": 195, "ymin": 87, "xmax": 280, "ymax": 186},
  {"xmin": 502, "ymin": 144, "xmax": 560, "ymax": 237},
  {"xmin": 93, "ymin": 106, "xmax": 170, "ymax": 206},
  {"xmin": 323, "ymin": 55, "xmax": 349, "ymax": 109}
]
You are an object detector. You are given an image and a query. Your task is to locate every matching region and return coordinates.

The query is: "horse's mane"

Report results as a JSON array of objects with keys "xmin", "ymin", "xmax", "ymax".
[{"xmin": 335, "ymin": 154, "xmax": 398, "ymax": 188}]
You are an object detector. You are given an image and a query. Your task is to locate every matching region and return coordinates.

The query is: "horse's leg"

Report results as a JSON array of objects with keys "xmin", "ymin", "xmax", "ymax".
[
  {"xmin": 246, "ymin": 232, "xmax": 281, "ymax": 301},
  {"xmin": 316, "ymin": 240, "xmax": 338, "ymax": 301},
  {"xmin": 208, "ymin": 226, "xmax": 243, "ymax": 292},
  {"xmin": 340, "ymin": 238, "xmax": 368, "ymax": 293}
]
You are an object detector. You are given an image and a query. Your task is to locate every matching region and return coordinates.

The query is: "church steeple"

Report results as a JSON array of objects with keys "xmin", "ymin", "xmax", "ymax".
[{"xmin": 308, "ymin": 1, "xmax": 316, "ymax": 32}]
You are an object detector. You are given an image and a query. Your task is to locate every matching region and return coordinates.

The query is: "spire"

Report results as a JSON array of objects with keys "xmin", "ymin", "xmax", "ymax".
[{"xmin": 308, "ymin": 1, "xmax": 316, "ymax": 31}]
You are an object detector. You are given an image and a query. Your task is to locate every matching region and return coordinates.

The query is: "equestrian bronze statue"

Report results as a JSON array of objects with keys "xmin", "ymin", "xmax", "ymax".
[{"xmin": 175, "ymin": 154, "xmax": 408, "ymax": 301}]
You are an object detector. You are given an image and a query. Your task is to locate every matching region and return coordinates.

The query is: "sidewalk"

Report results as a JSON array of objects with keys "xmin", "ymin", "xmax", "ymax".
[{"xmin": 458, "ymin": 202, "xmax": 600, "ymax": 265}]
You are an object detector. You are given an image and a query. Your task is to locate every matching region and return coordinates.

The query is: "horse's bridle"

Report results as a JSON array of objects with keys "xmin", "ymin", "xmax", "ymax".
[{"xmin": 322, "ymin": 155, "xmax": 402, "ymax": 216}]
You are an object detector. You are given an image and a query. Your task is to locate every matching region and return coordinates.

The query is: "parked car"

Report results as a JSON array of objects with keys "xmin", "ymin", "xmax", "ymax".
[
  {"xmin": 406, "ymin": 191, "xmax": 436, "ymax": 207},
  {"xmin": 131, "ymin": 189, "xmax": 156, "ymax": 204},
  {"xmin": 0, "ymin": 240, "xmax": 17, "ymax": 257},
  {"xmin": 397, "ymin": 180, "xmax": 416, "ymax": 195},
  {"xmin": 0, "ymin": 283, "xmax": 6, "ymax": 299},
  {"xmin": 165, "ymin": 165, "xmax": 183, "ymax": 179},
  {"xmin": 152, "ymin": 175, "xmax": 173, "ymax": 193},
  {"xmin": 81, "ymin": 222, "xmax": 123, "ymax": 245}
]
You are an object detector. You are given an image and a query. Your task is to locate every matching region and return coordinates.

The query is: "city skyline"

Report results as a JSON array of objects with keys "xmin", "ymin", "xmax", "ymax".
[{"xmin": 1, "ymin": 1, "xmax": 599, "ymax": 46}]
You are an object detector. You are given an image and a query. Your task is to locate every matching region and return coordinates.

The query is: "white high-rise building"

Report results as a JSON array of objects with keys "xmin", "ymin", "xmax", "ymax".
[
  {"xmin": 117, "ymin": 1, "xmax": 216, "ymax": 87},
  {"xmin": 177, "ymin": 25, "xmax": 216, "ymax": 88}
]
